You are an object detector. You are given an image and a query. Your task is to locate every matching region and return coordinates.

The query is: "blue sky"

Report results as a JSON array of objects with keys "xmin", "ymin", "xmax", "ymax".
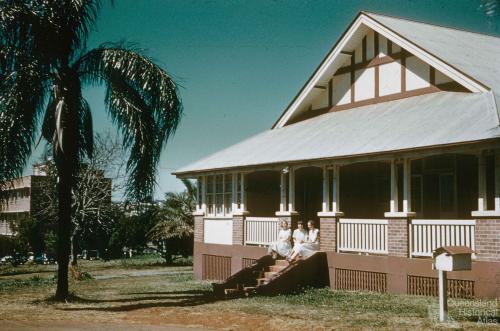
[{"xmin": 27, "ymin": 0, "xmax": 500, "ymax": 199}]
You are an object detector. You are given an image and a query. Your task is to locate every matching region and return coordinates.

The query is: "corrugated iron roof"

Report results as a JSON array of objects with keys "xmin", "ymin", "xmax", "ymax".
[{"xmin": 174, "ymin": 92, "xmax": 500, "ymax": 175}]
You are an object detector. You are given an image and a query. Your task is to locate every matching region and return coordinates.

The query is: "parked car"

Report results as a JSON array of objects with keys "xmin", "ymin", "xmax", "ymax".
[
  {"xmin": 0, "ymin": 255, "xmax": 13, "ymax": 265},
  {"xmin": 34, "ymin": 253, "xmax": 48, "ymax": 265},
  {"xmin": 12, "ymin": 253, "xmax": 28, "ymax": 266},
  {"xmin": 85, "ymin": 250, "xmax": 100, "ymax": 260},
  {"xmin": 46, "ymin": 254, "xmax": 57, "ymax": 264},
  {"xmin": 27, "ymin": 252, "xmax": 35, "ymax": 263}
]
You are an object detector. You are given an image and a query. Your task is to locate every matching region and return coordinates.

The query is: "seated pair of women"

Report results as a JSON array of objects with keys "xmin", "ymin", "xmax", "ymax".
[{"xmin": 267, "ymin": 220, "xmax": 320, "ymax": 261}]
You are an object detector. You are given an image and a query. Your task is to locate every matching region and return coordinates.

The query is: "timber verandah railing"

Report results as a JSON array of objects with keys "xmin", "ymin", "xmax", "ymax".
[
  {"xmin": 244, "ymin": 217, "xmax": 281, "ymax": 246},
  {"xmin": 335, "ymin": 218, "xmax": 475, "ymax": 257},
  {"xmin": 240, "ymin": 216, "xmax": 476, "ymax": 258},
  {"xmin": 337, "ymin": 218, "xmax": 389, "ymax": 255},
  {"xmin": 409, "ymin": 219, "xmax": 476, "ymax": 258}
]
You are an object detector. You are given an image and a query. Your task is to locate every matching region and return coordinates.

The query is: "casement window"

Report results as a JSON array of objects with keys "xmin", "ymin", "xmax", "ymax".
[
  {"xmin": 206, "ymin": 176, "xmax": 215, "ymax": 215},
  {"xmin": 204, "ymin": 174, "xmax": 234, "ymax": 217},
  {"xmin": 202, "ymin": 174, "xmax": 243, "ymax": 216},
  {"xmin": 215, "ymin": 174, "xmax": 224, "ymax": 215},
  {"xmin": 224, "ymin": 174, "xmax": 233, "ymax": 215}
]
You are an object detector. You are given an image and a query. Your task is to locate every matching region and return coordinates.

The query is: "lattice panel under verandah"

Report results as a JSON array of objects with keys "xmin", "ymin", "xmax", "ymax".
[
  {"xmin": 202, "ymin": 254, "xmax": 231, "ymax": 282},
  {"xmin": 335, "ymin": 268, "xmax": 387, "ymax": 293},
  {"xmin": 407, "ymin": 275, "xmax": 474, "ymax": 298}
]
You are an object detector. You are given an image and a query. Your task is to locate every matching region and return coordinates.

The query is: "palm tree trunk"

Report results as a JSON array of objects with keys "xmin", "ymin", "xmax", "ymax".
[
  {"xmin": 55, "ymin": 163, "xmax": 74, "ymax": 300},
  {"xmin": 71, "ymin": 231, "xmax": 78, "ymax": 266}
]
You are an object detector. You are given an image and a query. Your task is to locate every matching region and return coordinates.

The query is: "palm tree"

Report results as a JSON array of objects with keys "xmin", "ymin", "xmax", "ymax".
[
  {"xmin": 148, "ymin": 179, "xmax": 196, "ymax": 263},
  {"xmin": 0, "ymin": 1, "xmax": 182, "ymax": 300}
]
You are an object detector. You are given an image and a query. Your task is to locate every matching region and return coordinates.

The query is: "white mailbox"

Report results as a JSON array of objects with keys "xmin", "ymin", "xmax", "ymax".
[
  {"xmin": 432, "ymin": 246, "xmax": 473, "ymax": 272},
  {"xmin": 432, "ymin": 246, "xmax": 473, "ymax": 322}
]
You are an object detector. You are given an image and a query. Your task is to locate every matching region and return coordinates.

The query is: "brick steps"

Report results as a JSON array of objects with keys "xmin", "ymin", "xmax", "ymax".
[
  {"xmin": 215, "ymin": 252, "xmax": 328, "ymax": 299},
  {"xmin": 269, "ymin": 265, "xmax": 287, "ymax": 272},
  {"xmin": 222, "ymin": 258, "xmax": 290, "ymax": 297}
]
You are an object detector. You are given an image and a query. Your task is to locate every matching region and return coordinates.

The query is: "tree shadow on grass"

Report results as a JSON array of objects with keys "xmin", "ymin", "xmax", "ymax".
[
  {"xmin": 126, "ymin": 289, "xmax": 207, "ymax": 295},
  {"xmin": 36, "ymin": 289, "xmax": 218, "ymax": 312}
]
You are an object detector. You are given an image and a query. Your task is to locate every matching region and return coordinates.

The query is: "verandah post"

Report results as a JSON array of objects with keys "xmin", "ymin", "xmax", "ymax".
[
  {"xmin": 322, "ymin": 166, "xmax": 330, "ymax": 212},
  {"xmin": 276, "ymin": 166, "xmax": 299, "ymax": 232},
  {"xmin": 390, "ymin": 159, "xmax": 399, "ymax": 213},
  {"xmin": 478, "ymin": 153, "xmax": 487, "ymax": 212},
  {"xmin": 318, "ymin": 164, "xmax": 343, "ymax": 252},
  {"xmin": 288, "ymin": 167, "xmax": 295, "ymax": 213},
  {"xmin": 232, "ymin": 172, "xmax": 248, "ymax": 246},
  {"xmin": 385, "ymin": 158, "xmax": 415, "ymax": 258},
  {"xmin": 472, "ymin": 150, "xmax": 500, "ymax": 262},
  {"xmin": 280, "ymin": 171, "xmax": 287, "ymax": 212}
]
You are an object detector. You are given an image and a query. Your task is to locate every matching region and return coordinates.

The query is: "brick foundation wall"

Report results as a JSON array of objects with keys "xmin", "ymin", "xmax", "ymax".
[
  {"xmin": 387, "ymin": 218, "xmax": 409, "ymax": 258},
  {"xmin": 194, "ymin": 214, "xmax": 204, "ymax": 243},
  {"xmin": 232, "ymin": 215, "xmax": 244, "ymax": 245},
  {"xmin": 475, "ymin": 218, "xmax": 500, "ymax": 262},
  {"xmin": 319, "ymin": 217, "xmax": 336, "ymax": 251}
]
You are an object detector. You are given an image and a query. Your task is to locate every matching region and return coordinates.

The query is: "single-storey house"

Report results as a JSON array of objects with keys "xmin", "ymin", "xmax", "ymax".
[{"xmin": 174, "ymin": 12, "xmax": 500, "ymax": 298}]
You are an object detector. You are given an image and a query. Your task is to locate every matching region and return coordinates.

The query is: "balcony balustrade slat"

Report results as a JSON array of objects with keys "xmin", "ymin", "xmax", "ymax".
[
  {"xmin": 337, "ymin": 219, "xmax": 388, "ymax": 255},
  {"xmin": 244, "ymin": 217, "xmax": 280, "ymax": 246},
  {"xmin": 409, "ymin": 220, "xmax": 475, "ymax": 257}
]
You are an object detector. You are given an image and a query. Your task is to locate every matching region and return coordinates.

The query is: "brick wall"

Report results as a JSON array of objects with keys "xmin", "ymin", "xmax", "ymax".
[
  {"xmin": 277, "ymin": 214, "xmax": 300, "ymax": 230},
  {"xmin": 319, "ymin": 217, "xmax": 336, "ymax": 251},
  {"xmin": 194, "ymin": 215, "xmax": 204, "ymax": 243},
  {"xmin": 232, "ymin": 215, "xmax": 244, "ymax": 245},
  {"xmin": 387, "ymin": 218, "xmax": 409, "ymax": 258},
  {"xmin": 475, "ymin": 218, "xmax": 500, "ymax": 262}
]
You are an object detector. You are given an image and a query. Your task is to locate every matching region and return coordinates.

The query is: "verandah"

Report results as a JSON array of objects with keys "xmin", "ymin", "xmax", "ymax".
[{"xmin": 194, "ymin": 151, "xmax": 500, "ymax": 259}]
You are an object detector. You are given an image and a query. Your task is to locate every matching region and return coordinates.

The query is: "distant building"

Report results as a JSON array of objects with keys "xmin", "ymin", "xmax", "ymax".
[
  {"xmin": 0, "ymin": 164, "xmax": 50, "ymax": 236},
  {"xmin": 0, "ymin": 163, "xmax": 112, "ymax": 236}
]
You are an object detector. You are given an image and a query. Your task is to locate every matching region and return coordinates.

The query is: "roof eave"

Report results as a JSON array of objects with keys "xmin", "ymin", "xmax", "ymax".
[{"xmin": 172, "ymin": 137, "xmax": 500, "ymax": 178}]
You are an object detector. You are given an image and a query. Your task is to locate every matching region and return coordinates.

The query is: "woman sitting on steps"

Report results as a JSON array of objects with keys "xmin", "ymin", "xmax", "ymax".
[
  {"xmin": 287, "ymin": 220, "xmax": 320, "ymax": 262},
  {"xmin": 267, "ymin": 220, "xmax": 292, "ymax": 259}
]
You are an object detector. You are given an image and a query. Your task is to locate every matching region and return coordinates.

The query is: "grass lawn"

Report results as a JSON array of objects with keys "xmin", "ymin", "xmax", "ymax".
[{"xmin": 0, "ymin": 256, "xmax": 498, "ymax": 330}]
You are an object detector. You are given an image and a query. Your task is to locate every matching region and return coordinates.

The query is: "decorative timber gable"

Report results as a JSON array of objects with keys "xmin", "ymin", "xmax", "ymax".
[{"xmin": 274, "ymin": 12, "xmax": 489, "ymax": 128}]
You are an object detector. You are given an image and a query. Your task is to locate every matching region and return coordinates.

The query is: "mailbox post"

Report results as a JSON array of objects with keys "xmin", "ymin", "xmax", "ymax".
[{"xmin": 432, "ymin": 246, "xmax": 473, "ymax": 322}]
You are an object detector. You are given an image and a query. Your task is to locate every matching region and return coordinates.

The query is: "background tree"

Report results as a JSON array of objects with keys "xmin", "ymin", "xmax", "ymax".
[
  {"xmin": 479, "ymin": 0, "xmax": 500, "ymax": 19},
  {"xmin": 0, "ymin": 1, "xmax": 182, "ymax": 300},
  {"xmin": 148, "ymin": 180, "xmax": 195, "ymax": 264},
  {"xmin": 11, "ymin": 216, "xmax": 45, "ymax": 255},
  {"xmin": 109, "ymin": 202, "xmax": 159, "ymax": 257},
  {"xmin": 36, "ymin": 133, "xmax": 127, "ymax": 267}
]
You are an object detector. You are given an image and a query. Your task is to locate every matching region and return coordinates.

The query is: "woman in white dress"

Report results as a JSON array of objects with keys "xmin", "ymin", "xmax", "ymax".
[
  {"xmin": 268, "ymin": 221, "xmax": 292, "ymax": 258},
  {"xmin": 288, "ymin": 220, "xmax": 320, "ymax": 261},
  {"xmin": 292, "ymin": 221, "xmax": 307, "ymax": 249}
]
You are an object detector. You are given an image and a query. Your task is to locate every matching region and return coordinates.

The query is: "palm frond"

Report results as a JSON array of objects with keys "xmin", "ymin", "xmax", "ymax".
[
  {"xmin": 0, "ymin": 61, "xmax": 47, "ymax": 183},
  {"xmin": 181, "ymin": 179, "xmax": 197, "ymax": 202},
  {"xmin": 75, "ymin": 43, "xmax": 182, "ymax": 201},
  {"xmin": 1, "ymin": 0, "xmax": 103, "ymax": 63}
]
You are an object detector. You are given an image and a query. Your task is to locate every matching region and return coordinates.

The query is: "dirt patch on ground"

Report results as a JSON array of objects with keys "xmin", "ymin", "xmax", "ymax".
[{"xmin": 124, "ymin": 307, "xmax": 274, "ymax": 331}]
